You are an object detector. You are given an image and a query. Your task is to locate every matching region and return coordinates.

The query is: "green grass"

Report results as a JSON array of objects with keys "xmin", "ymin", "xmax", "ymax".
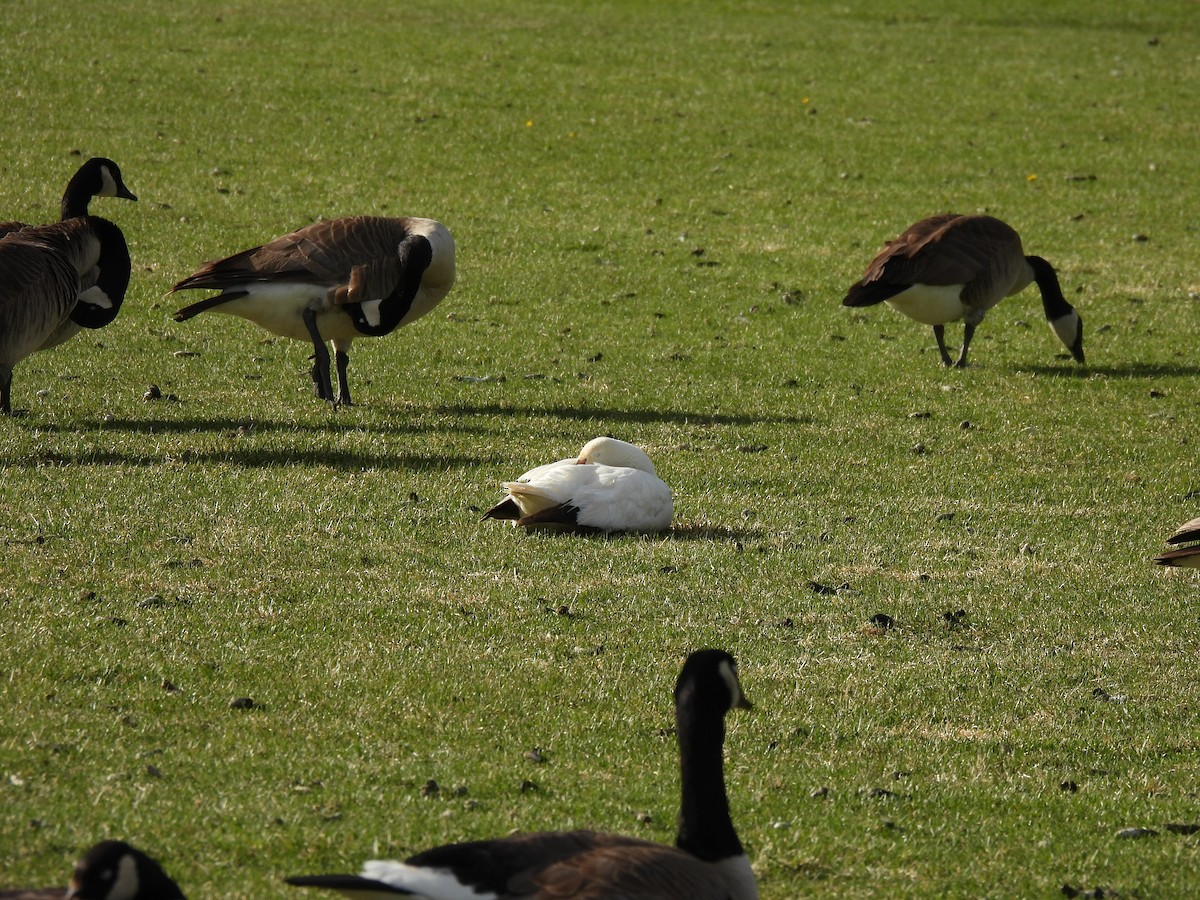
[{"xmin": 2, "ymin": 0, "xmax": 1199, "ymax": 896}]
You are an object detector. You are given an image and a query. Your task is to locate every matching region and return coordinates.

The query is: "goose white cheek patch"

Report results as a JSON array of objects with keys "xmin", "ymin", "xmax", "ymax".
[
  {"xmin": 99, "ymin": 165, "xmax": 118, "ymax": 198},
  {"xmin": 360, "ymin": 298, "xmax": 383, "ymax": 329},
  {"xmin": 77, "ymin": 285, "xmax": 114, "ymax": 309}
]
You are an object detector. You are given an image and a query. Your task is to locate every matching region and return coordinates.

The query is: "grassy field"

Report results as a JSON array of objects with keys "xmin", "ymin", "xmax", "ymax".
[{"xmin": 2, "ymin": 0, "xmax": 1199, "ymax": 896}]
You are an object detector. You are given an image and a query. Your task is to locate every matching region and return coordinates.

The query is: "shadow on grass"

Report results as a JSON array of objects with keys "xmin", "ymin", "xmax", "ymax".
[
  {"xmin": 60, "ymin": 415, "xmax": 488, "ymax": 436},
  {"xmin": 434, "ymin": 402, "xmax": 816, "ymax": 428},
  {"xmin": 1017, "ymin": 363, "xmax": 1200, "ymax": 379},
  {"xmin": 2, "ymin": 446, "xmax": 481, "ymax": 471},
  {"xmin": 492, "ymin": 522, "xmax": 765, "ymax": 543}
]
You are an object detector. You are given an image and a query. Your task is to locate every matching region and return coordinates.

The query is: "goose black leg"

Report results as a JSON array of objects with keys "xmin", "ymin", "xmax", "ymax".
[
  {"xmin": 302, "ymin": 308, "xmax": 335, "ymax": 405},
  {"xmin": 334, "ymin": 349, "xmax": 352, "ymax": 407},
  {"xmin": 955, "ymin": 322, "xmax": 976, "ymax": 368},
  {"xmin": 933, "ymin": 325, "xmax": 955, "ymax": 367},
  {"xmin": 1, "ymin": 368, "xmax": 11, "ymax": 416}
]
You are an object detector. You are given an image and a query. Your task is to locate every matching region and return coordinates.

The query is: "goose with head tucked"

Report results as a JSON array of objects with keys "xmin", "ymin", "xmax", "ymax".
[
  {"xmin": 1154, "ymin": 517, "xmax": 1200, "ymax": 568},
  {"xmin": 482, "ymin": 436, "xmax": 673, "ymax": 532},
  {"xmin": 285, "ymin": 648, "xmax": 756, "ymax": 900},
  {"xmin": 842, "ymin": 213, "xmax": 1085, "ymax": 368},
  {"xmin": 169, "ymin": 215, "xmax": 455, "ymax": 407},
  {"xmin": 0, "ymin": 211, "xmax": 132, "ymax": 415},
  {"xmin": 0, "ymin": 840, "xmax": 185, "ymax": 899}
]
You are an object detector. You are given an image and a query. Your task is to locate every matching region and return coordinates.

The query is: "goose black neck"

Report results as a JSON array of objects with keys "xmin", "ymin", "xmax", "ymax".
[
  {"xmin": 60, "ymin": 168, "xmax": 97, "ymax": 220},
  {"xmin": 675, "ymin": 699, "xmax": 743, "ymax": 861},
  {"xmin": 70, "ymin": 216, "xmax": 131, "ymax": 329},
  {"xmin": 1026, "ymin": 255, "xmax": 1074, "ymax": 320},
  {"xmin": 352, "ymin": 233, "xmax": 434, "ymax": 336}
]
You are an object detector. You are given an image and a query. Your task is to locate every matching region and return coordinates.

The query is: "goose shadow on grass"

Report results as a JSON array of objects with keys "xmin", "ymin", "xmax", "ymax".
[
  {"xmin": 3, "ymin": 446, "xmax": 482, "ymax": 472},
  {"xmin": 486, "ymin": 522, "xmax": 766, "ymax": 544},
  {"xmin": 37, "ymin": 415, "xmax": 491, "ymax": 438},
  {"xmin": 1017, "ymin": 362, "xmax": 1200, "ymax": 379},
  {"xmin": 435, "ymin": 402, "xmax": 817, "ymax": 428}
]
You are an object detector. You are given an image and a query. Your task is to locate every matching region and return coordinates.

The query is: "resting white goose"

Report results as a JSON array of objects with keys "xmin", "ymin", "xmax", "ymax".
[
  {"xmin": 482, "ymin": 436, "xmax": 673, "ymax": 532},
  {"xmin": 1154, "ymin": 517, "xmax": 1200, "ymax": 568},
  {"xmin": 169, "ymin": 216, "xmax": 455, "ymax": 407},
  {"xmin": 842, "ymin": 213, "xmax": 1085, "ymax": 367},
  {"xmin": 285, "ymin": 648, "xmax": 756, "ymax": 900},
  {"xmin": 0, "ymin": 840, "xmax": 185, "ymax": 899}
]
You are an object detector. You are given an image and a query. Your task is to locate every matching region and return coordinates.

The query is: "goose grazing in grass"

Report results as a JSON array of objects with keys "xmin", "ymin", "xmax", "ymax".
[
  {"xmin": 285, "ymin": 648, "xmax": 756, "ymax": 900},
  {"xmin": 169, "ymin": 215, "xmax": 456, "ymax": 407},
  {"xmin": 0, "ymin": 840, "xmax": 185, "ymax": 899},
  {"xmin": 1154, "ymin": 517, "xmax": 1200, "ymax": 568},
  {"xmin": 0, "ymin": 213, "xmax": 132, "ymax": 415},
  {"xmin": 481, "ymin": 436, "xmax": 673, "ymax": 532},
  {"xmin": 0, "ymin": 156, "xmax": 137, "ymax": 239},
  {"xmin": 842, "ymin": 213, "xmax": 1085, "ymax": 368}
]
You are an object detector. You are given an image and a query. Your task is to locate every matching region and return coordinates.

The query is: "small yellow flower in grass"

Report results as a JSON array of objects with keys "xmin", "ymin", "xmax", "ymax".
[
  {"xmin": 525, "ymin": 119, "xmax": 534, "ymax": 128},
  {"xmin": 1027, "ymin": 173, "xmax": 1038, "ymax": 182},
  {"xmin": 802, "ymin": 97, "xmax": 810, "ymax": 105}
]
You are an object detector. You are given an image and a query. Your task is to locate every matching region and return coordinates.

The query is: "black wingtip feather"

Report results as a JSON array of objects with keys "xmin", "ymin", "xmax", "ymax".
[{"xmin": 172, "ymin": 290, "xmax": 250, "ymax": 321}]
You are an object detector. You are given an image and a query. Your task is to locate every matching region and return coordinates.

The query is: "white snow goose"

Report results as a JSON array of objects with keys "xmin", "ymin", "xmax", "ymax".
[
  {"xmin": 169, "ymin": 215, "xmax": 455, "ymax": 407},
  {"xmin": 843, "ymin": 213, "xmax": 1085, "ymax": 367},
  {"xmin": 285, "ymin": 648, "xmax": 756, "ymax": 900},
  {"xmin": 482, "ymin": 436, "xmax": 673, "ymax": 533}
]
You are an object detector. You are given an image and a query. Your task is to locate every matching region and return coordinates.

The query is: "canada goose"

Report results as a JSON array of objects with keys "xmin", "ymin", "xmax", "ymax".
[
  {"xmin": 285, "ymin": 648, "xmax": 756, "ymax": 900},
  {"xmin": 842, "ymin": 214, "xmax": 1085, "ymax": 367},
  {"xmin": 1154, "ymin": 517, "xmax": 1200, "ymax": 568},
  {"xmin": 0, "ymin": 156, "xmax": 137, "ymax": 238},
  {"xmin": 169, "ymin": 216, "xmax": 456, "ymax": 407},
  {"xmin": 0, "ymin": 840, "xmax": 185, "ymax": 899},
  {"xmin": 0, "ymin": 214, "xmax": 132, "ymax": 414},
  {"xmin": 482, "ymin": 436, "xmax": 674, "ymax": 532}
]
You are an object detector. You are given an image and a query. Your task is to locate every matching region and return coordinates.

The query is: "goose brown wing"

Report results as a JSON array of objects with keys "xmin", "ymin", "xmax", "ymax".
[
  {"xmin": 0, "ymin": 235, "xmax": 81, "ymax": 340},
  {"xmin": 527, "ymin": 842, "xmax": 733, "ymax": 899},
  {"xmin": 172, "ymin": 216, "xmax": 415, "ymax": 294}
]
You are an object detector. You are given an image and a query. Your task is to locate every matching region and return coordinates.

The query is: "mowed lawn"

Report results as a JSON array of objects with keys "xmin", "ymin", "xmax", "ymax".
[{"xmin": 1, "ymin": 1, "xmax": 1199, "ymax": 896}]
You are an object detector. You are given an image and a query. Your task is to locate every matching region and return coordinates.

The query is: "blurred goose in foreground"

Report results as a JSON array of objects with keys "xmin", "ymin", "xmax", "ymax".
[
  {"xmin": 0, "ymin": 840, "xmax": 185, "ymax": 899},
  {"xmin": 170, "ymin": 215, "xmax": 456, "ymax": 407},
  {"xmin": 0, "ymin": 156, "xmax": 137, "ymax": 238},
  {"xmin": 1154, "ymin": 517, "xmax": 1200, "ymax": 568},
  {"xmin": 285, "ymin": 648, "xmax": 756, "ymax": 900},
  {"xmin": 482, "ymin": 436, "xmax": 673, "ymax": 532},
  {"xmin": 0, "ymin": 213, "xmax": 132, "ymax": 415},
  {"xmin": 842, "ymin": 214, "xmax": 1085, "ymax": 368}
]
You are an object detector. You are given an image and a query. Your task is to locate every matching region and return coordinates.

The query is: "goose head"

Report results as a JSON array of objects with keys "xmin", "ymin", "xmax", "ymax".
[
  {"xmin": 575, "ymin": 437, "xmax": 657, "ymax": 474},
  {"xmin": 61, "ymin": 158, "xmax": 137, "ymax": 220},
  {"xmin": 67, "ymin": 840, "xmax": 184, "ymax": 900}
]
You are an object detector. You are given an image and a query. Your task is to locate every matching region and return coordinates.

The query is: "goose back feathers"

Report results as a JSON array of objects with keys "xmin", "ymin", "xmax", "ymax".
[
  {"xmin": 170, "ymin": 215, "xmax": 455, "ymax": 406},
  {"xmin": 843, "ymin": 214, "xmax": 1085, "ymax": 367},
  {"xmin": 285, "ymin": 648, "xmax": 755, "ymax": 900},
  {"xmin": 0, "ymin": 215, "xmax": 132, "ymax": 414},
  {"xmin": 482, "ymin": 437, "xmax": 673, "ymax": 532}
]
